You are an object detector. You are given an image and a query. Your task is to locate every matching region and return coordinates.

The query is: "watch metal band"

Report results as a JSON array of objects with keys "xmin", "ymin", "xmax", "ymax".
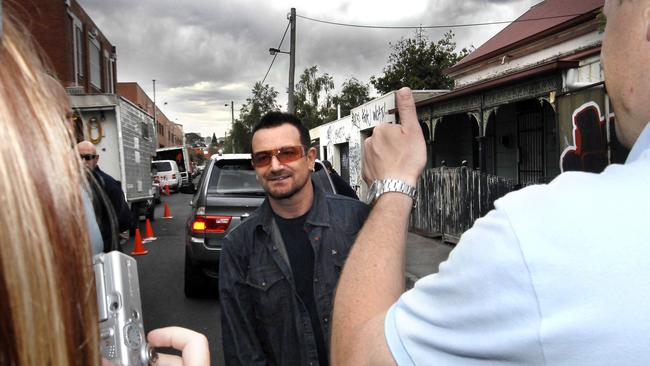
[{"xmin": 371, "ymin": 178, "xmax": 417, "ymax": 207}]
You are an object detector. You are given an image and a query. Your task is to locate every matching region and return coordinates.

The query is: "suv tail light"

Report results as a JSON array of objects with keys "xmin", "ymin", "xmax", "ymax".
[{"xmin": 192, "ymin": 215, "xmax": 232, "ymax": 234}]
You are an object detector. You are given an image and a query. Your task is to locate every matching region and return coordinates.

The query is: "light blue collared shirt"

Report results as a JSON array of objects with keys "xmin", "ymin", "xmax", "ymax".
[{"xmin": 386, "ymin": 122, "xmax": 650, "ymax": 365}]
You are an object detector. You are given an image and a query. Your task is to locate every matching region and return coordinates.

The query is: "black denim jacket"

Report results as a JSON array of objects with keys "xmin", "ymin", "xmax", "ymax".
[{"xmin": 219, "ymin": 186, "xmax": 369, "ymax": 365}]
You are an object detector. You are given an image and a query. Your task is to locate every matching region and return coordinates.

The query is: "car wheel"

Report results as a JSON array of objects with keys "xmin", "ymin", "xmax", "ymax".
[{"xmin": 184, "ymin": 253, "xmax": 204, "ymax": 298}]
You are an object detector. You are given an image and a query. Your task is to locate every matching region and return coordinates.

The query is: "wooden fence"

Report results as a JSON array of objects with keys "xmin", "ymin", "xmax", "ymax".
[{"xmin": 410, "ymin": 167, "xmax": 517, "ymax": 243}]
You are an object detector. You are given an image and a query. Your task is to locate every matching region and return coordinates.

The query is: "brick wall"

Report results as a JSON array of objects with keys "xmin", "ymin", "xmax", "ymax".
[{"xmin": 15, "ymin": 0, "xmax": 116, "ymax": 94}]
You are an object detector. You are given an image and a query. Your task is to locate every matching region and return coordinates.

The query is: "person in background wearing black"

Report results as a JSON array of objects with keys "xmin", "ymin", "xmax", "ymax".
[
  {"xmin": 78, "ymin": 140, "xmax": 132, "ymax": 252},
  {"xmin": 322, "ymin": 160, "xmax": 359, "ymax": 199}
]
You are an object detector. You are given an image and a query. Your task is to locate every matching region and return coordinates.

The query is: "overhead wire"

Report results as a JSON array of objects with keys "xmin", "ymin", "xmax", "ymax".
[
  {"xmin": 261, "ymin": 20, "xmax": 291, "ymax": 85},
  {"xmin": 260, "ymin": 11, "xmax": 590, "ymax": 92},
  {"xmin": 295, "ymin": 13, "xmax": 587, "ymax": 30}
]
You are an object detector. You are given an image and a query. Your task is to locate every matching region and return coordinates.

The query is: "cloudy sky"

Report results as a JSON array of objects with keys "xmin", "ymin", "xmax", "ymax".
[{"xmin": 81, "ymin": 0, "xmax": 540, "ymax": 139}]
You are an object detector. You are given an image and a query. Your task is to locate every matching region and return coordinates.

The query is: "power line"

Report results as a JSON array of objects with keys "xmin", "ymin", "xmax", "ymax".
[
  {"xmin": 261, "ymin": 20, "xmax": 291, "ymax": 85},
  {"xmin": 261, "ymin": 55, "xmax": 278, "ymax": 86},
  {"xmin": 295, "ymin": 13, "xmax": 587, "ymax": 30}
]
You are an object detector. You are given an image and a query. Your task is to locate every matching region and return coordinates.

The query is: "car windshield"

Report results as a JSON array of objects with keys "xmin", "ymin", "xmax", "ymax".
[
  {"xmin": 153, "ymin": 161, "xmax": 172, "ymax": 172},
  {"xmin": 207, "ymin": 159, "xmax": 264, "ymax": 195}
]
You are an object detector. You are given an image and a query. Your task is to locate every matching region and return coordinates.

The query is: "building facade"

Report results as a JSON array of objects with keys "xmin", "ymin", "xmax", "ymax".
[
  {"xmin": 16, "ymin": 0, "xmax": 117, "ymax": 94},
  {"xmin": 117, "ymin": 82, "xmax": 184, "ymax": 148},
  {"xmin": 310, "ymin": 90, "xmax": 444, "ymax": 199},
  {"xmin": 415, "ymin": 0, "xmax": 625, "ymax": 186}
]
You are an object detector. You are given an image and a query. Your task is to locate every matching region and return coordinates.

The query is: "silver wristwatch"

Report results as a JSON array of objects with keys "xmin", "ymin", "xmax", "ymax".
[{"xmin": 366, "ymin": 178, "xmax": 417, "ymax": 206}]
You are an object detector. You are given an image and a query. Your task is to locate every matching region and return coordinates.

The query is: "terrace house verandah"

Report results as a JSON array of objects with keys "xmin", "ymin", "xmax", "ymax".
[{"xmin": 411, "ymin": 0, "xmax": 609, "ymax": 241}]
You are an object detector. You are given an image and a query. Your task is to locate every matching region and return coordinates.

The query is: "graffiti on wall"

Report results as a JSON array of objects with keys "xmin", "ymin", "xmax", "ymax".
[
  {"xmin": 348, "ymin": 139, "xmax": 362, "ymax": 191},
  {"xmin": 560, "ymin": 101, "xmax": 611, "ymax": 173},
  {"xmin": 326, "ymin": 124, "xmax": 348, "ymax": 145},
  {"xmin": 351, "ymin": 102, "xmax": 388, "ymax": 129}
]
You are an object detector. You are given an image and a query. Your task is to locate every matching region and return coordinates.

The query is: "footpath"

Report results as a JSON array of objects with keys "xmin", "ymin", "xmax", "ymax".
[{"xmin": 404, "ymin": 232, "xmax": 455, "ymax": 289}]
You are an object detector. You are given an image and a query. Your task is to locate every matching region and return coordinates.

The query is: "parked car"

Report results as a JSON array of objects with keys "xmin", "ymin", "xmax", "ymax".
[
  {"xmin": 184, "ymin": 154, "xmax": 336, "ymax": 297},
  {"xmin": 152, "ymin": 160, "xmax": 181, "ymax": 192}
]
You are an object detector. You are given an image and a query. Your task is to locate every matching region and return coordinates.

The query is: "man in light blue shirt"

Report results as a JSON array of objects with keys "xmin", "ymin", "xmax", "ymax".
[{"xmin": 331, "ymin": 1, "xmax": 650, "ymax": 364}]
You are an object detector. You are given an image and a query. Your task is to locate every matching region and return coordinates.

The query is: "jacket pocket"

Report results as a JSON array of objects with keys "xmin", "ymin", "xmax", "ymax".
[{"xmin": 245, "ymin": 265, "xmax": 291, "ymax": 324}]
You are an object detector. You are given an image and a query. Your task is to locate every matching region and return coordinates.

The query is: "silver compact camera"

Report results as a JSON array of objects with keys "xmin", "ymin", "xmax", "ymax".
[{"xmin": 94, "ymin": 251, "xmax": 157, "ymax": 366}]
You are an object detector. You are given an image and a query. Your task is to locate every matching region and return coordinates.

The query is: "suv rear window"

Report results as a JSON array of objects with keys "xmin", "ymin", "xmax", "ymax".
[
  {"xmin": 207, "ymin": 159, "xmax": 264, "ymax": 195},
  {"xmin": 153, "ymin": 161, "xmax": 172, "ymax": 172}
]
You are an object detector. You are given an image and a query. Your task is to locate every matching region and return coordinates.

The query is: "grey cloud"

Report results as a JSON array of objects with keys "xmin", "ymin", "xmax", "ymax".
[{"xmin": 78, "ymin": 0, "xmax": 539, "ymax": 137}]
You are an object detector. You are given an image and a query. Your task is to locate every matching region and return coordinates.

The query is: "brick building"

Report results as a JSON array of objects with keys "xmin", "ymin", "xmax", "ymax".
[
  {"xmin": 15, "ymin": 0, "xmax": 116, "ymax": 94},
  {"xmin": 117, "ymin": 82, "xmax": 184, "ymax": 148}
]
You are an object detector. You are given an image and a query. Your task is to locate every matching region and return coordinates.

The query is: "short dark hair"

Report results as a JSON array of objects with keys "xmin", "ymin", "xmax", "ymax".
[{"xmin": 252, "ymin": 111, "xmax": 311, "ymax": 149}]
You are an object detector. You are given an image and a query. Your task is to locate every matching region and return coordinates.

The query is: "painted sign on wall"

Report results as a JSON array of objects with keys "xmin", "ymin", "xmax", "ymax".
[
  {"xmin": 560, "ymin": 101, "xmax": 611, "ymax": 173},
  {"xmin": 350, "ymin": 93, "xmax": 395, "ymax": 130}
]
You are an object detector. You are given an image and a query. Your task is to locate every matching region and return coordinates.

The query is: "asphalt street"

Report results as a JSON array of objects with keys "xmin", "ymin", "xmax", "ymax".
[
  {"xmin": 120, "ymin": 185, "xmax": 452, "ymax": 366},
  {"xmin": 122, "ymin": 190, "xmax": 224, "ymax": 366}
]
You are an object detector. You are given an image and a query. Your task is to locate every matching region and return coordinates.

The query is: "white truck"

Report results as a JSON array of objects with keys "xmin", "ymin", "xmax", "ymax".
[
  {"xmin": 70, "ymin": 94, "xmax": 157, "ymax": 225},
  {"xmin": 155, "ymin": 146, "xmax": 193, "ymax": 191}
]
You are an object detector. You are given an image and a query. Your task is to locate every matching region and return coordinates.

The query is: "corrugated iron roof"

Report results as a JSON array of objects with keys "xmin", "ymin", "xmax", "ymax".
[{"xmin": 450, "ymin": 0, "xmax": 603, "ymax": 71}]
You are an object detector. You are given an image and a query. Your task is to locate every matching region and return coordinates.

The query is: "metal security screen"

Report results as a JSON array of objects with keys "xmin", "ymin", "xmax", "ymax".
[
  {"xmin": 517, "ymin": 111, "xmax": 545, "ymax": 185},
  {"xmin": 339, "ymin": 143, "xmax": 350, "ymax": 184}
]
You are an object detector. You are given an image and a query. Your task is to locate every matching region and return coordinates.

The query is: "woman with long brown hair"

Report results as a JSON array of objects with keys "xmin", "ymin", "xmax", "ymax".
[{"xmin": 0, "ymin": 5, "xmax": 208, "ymax": 365}]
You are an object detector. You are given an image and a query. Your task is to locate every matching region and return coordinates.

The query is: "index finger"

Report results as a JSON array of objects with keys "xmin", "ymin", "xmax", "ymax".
[{"xmin": 395, "ymin": 87, "xmax": 419, "ymax": 135}]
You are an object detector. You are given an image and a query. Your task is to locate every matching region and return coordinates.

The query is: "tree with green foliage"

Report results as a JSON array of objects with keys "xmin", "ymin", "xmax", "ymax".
[
  {"xmin": 331, "ymin": 77, "xmax": 371, "ymax": 119},
  {"xmin": 370, "ymin": 30, "xmax": 471, "ymax": 94},
  {"xmin": 207, "ymin": 132, "xmax": 220, "ymax": 156},
  {"xmin": 188, "ymin": 148, "xmax": 205, "ymax": 166},
  {"xmin": 224, "ymin": 82, "xmax": 279, "ymax": 153},
  {"xmin": 185, "ymin": 132, "xmax": 204, "ymax": 147},
  {"xmin": 294, "ymin": 65, "xmax": 335, "ymax": 129}
]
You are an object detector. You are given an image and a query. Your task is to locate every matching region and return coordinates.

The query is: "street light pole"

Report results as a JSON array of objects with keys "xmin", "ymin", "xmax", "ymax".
[
  {"xmin": 288, "ymin": 7, "xmax": 296, "ymax": 114},
  {"xmin": 230, "ymin": 101, "xmax": 234, "ymax": 126},
  {"xmin": 152, "ymin": 79, "xmax": 156, "ymax": 131},
  {"xmin": 269, "ymin": 8, "xmax": 296, "ymax": 114},
  {"xmin": 225, "ymin": 101, "xmax": 235, "ymax": 153}
]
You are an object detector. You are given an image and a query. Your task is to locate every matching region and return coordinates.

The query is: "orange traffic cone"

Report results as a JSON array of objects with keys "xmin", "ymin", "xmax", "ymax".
[
  {"xmin": 130, "ymin": 228, "xmax": 148, "ymax": 256},
  {"xmin": 143, "ymin": 219, "xmax": 157, "ymax": 242},
  {"xmin": 164, "ymin": 183, "xmax": 171, "ymax": 196},
  {"xmin": 163, "ymin": 202, "xmax": 173, "ymax": 219}
]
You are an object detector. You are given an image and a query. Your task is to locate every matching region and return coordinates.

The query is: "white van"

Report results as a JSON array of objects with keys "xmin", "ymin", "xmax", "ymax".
[{"xmin": 152, "ymin": 160, "xmax": 181, "ymax": 191}]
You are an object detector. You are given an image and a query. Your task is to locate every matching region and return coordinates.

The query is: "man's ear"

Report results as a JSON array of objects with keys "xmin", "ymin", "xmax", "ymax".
[{"xmin": 307, "ymin": 147, "xmax": 317, "ymax": 170}]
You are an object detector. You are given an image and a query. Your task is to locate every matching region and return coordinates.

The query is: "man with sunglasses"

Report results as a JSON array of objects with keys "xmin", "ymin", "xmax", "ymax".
[
  {"xmin": 78, "ymin": 140, "xmax": 132, "ymax": 252},
  {"xmin": 219, "ymin": 112, "xmax": 369, "ymax": 365}
]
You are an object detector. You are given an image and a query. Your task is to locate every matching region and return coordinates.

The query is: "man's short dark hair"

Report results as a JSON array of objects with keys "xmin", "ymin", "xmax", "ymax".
[{"xmin": 252, "ymin": 111, "xmax": 311, "ymax": 149}]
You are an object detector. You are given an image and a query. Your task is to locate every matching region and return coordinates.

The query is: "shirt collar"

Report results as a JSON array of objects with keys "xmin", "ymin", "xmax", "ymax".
[
  {"xmin": 626, "ymin": 122, "xmax": 650, "ymax": 164},
  {"xmin": 259, "ymin": 182, "xmax": 330, "ymax": 233}
]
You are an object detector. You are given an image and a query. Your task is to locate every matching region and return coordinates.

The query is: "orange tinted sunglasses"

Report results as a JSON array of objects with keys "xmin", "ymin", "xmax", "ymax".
[{"xmin": 251, "ymin": 146, "xmax": 305, "ymax": 167}]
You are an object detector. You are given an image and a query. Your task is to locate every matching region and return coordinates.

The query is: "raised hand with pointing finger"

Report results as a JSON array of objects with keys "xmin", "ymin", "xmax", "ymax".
[{"xmin": 362, "ymin": 87, "xmax": 427, "ymax": 206}]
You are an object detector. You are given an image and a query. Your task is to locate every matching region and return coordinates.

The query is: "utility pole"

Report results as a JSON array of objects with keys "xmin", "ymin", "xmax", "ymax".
[
  {"xmin": 288, "ymin": 8, "xmax": 296, "ymax": 114},
  {"xmin": 230, "ymin": 101, "xmax": 235, "ymax": 153},
  {"xmin": 230, "ymin": 101, "xmax": 234, "ymax": 127}
]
